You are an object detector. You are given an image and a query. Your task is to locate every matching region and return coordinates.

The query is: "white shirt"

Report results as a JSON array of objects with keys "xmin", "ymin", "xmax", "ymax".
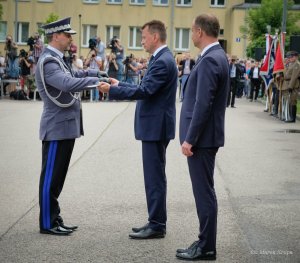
[
  {"xmin": 152, "ymin": 44, "xmax": 168, "ymax": 57},
  {"xmin": 253, "ymin": 67, "xmax": 259, "ymax": 79},
  {"xmin": 200, "ymin": 41, "xmax": 219, "ymax": 57}
]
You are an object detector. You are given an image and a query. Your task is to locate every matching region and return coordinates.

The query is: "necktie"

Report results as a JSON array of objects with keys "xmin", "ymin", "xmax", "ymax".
[{"xmin": 149, "ymin": 55, "xmax": 154, "ymax": 64}]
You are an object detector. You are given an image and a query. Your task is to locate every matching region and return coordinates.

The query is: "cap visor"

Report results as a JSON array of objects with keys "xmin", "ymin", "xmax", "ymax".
[{"xmin": 64, "ymin": 29, "xmax": 77, "ymax": 34}]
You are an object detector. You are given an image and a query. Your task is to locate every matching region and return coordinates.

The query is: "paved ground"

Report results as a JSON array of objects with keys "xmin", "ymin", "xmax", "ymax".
[{"xmin": 0, "ymin": 96, "xmax": 299, "ymax": 263}]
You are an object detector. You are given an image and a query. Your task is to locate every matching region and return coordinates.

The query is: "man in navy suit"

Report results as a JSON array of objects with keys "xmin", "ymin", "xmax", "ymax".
[
  {"xmin": 176, "ymin": 14, "xmax": 229, "ymax": 261},
  {"xmin": 99, "ymin": 20, "xmax": 178, "ymax": 239}
]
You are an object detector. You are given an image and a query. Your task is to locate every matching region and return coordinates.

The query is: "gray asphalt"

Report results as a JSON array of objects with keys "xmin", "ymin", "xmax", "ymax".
[{"xmin": 0, "ymin": 96, "xmax": 299, "ymax": 263}]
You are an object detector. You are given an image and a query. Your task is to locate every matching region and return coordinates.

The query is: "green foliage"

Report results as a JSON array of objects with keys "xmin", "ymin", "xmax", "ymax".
[
  {"xmin": 38, "ymin": 13, "xmax": 60, "ymax": 40},
  {"xmin": 241, "ymin": 0, "xmax": 300, "ymax": 57}
]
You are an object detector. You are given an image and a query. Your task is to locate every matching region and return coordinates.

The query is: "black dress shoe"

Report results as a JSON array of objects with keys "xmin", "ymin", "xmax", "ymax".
[
  {"xmin": 129, "ymin": 227, "xmax": 165, "ymax": 239},
  {"xmin": 176, "ymin": 240, "xmax": 199, "ymax": 253},
  {"xmin": 59, "ymin": 222, "xmax": 78, "ymax": 231},
  {"xmin": 176, "ymin": 246, "xmax": 216, "ymax": 261},
  {"xmin": 132, "ymin": 223, "xmax": 149, "ymax": 233},
  {"xmin": 40, "ymin": 225, "xmax": 73, "ymax": 236}
]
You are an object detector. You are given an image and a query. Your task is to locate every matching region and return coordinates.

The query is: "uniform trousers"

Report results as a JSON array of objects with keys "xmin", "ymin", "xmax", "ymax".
[
  {"xmin": 142, "ymin": 140, "xmax": 169, "ymax": 231},
  {"xmin": 39, "ymin": 139, "xmax": 75, "ymax": 230},
  {"xmin": 187, "ymin": 147, "xmax": 218, "ymax": 252}
]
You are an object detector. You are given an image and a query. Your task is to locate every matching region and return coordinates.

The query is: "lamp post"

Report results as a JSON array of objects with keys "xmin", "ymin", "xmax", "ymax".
[
  {"xmin": 79, "ymin": 14, "xmax": 82, "ymax": 57},
  {"xmin": 14, "ymin": 0, "xmax": 18, "ymax": 42}
]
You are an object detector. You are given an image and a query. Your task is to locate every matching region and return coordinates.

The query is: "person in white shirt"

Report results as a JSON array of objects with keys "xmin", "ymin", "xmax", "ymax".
[{"xmin": 249, "ymin": 61, "xmax": 261, "ymax": 101}]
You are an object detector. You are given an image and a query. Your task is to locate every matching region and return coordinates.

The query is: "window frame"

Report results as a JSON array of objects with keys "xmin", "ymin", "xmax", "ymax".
[
  {"xmin": 152, "ymin": 0, "xmax": 169, "ymax": 6},
  {"xmin": 210, "ymin": 0, "xmax": 226, "ymax": 7},
  {"xmin": 176, "ymin": 0, "xmax": 192, "ymax": 7},
  {"xmin": 82, "ymin": 24, "xmax": 98, "ymax": 47},
  {"xmin": 106, "ymin": 25, "xmax": 121, "ymax": 46},
  {"xmin": 0, "ymin": 21, "xmax": 7, "ymax": 43},
  {"xmin": 16, "ymin": 22, "xmax": 30, "ymax": 45},
  {"xmin": 82, "ymin": 0, "xmax": 99, "ymax": 3},
  {"xmin": 174, "ymin": 28, "xmax": 190, "ymax": 51},
  {"xmin": 106, "ymin": 0, "xmax": 123, "ymax": 4},
  {"xmin": 128, "ymin": 26, "xmax": 143, "ymax": 50},
  {"xmin": 129, "ymin": 0, "xmax": 146, "ymax": 5}
]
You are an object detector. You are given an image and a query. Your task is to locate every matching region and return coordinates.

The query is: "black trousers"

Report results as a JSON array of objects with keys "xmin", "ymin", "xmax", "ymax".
[
  {"xmin": 227, "ymin": 78, "xmax": 237, "ymax": 107},
  {"xmin": 39, "ymin": 139, "xmax": 75, "ymax": 230},
  {"xmin": 142, "ymin": 140, "xmax": 169, "ymax": 231},
  {"xmin": 250, "ymin": 79, "xmax": 260, "ymax": 100},
  {"xmin": 187, "ymin": 147, "xmax": 218, "ymax": 252}
]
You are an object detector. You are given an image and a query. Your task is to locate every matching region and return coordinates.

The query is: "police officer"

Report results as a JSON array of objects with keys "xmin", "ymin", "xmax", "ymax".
[
  {"xmin": 282, "ymin": 51, "xmax": 300, "ymax": 123},
  {"xmin": 35, "ymin": 17, "xmax": 101, "ymax": 235}
]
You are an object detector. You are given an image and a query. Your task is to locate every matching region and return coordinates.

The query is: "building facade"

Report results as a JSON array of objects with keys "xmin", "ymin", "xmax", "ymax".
[{"xmin": 0, "ymin": 0, "xmax": 298, "ymax": 59}]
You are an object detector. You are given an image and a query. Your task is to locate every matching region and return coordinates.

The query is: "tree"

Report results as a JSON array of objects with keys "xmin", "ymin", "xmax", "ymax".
[
  {"xmin": 240, "ymin": 0, "xmax": 300, "ymax": 58},
  {"xmin": 38, "ymin": 13, "xmax": 59, "ymax": 41}
]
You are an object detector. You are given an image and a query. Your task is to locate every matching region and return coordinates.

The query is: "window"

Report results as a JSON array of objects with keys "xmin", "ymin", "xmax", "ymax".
[
  {"xmin": 129, "ymin": 27, "xmax": 142, "ymax": 49},
  {"xmin": 106, "ymin": 26, "xmax": 120, "ymax": 45},
  {"xmin": 17, "ymin": 22, "xmax": 29, "ymax": 44},
  {"xmin": 82, "ymin": 25, "xmax": 98, "ymax": 47},
  {"xmin": 210, "ymin": 0, "xmax": 225, "ymax": 6},
  {"xmin": 83, "ymin": 0, "xmax": 99, "ymax": 3},
  {"xmin": 107, "ymin": 0, "xmax": 122, "ymax": 4},
  {"xmin": 153, "ymin": 0, "xmax": 168, "ymax": 6},
  {"xmin": 130, "ymin": 0, "xmax": 145, "ymax": 4},
  {"xmin": 176, "ymin": 0, "xmax": 191, "ymax": 6},
  {"xmin": 175, "ymin": 28, "xmax": 189, "ymax": 51},
  {"xmin": 0, "ymin": 22, "xmax": 7, "ymax": 42}
]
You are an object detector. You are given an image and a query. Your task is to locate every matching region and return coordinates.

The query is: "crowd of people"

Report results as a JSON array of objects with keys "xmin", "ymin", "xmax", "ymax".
[
  {"xmin": 0, "ymin": 32, "xmax": 299, "ymax": 123},
  {"xmin": 0, "ymin": 34, "xmax": 149, "ymax": 101}
]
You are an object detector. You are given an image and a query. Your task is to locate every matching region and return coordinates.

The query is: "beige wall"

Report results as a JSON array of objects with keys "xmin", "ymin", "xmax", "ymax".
[{"xmin": 0, "ymin": 0, "xmax": 248, "ymax": 60}]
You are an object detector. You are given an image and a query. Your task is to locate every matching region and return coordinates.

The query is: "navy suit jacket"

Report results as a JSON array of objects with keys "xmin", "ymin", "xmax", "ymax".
[
  {"xmin": 109, "ymin": 47, "xmax": 178, "ymax": 141},
  {"xmin": 179, "ymin": 44, "xmax": 229, "ymax": 148}
]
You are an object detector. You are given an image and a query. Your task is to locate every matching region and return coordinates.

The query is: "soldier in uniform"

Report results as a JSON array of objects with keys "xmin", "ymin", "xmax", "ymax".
[
  {"xmin": 282, "ymin": 51, "xmax": 300, "ymax": 123},
  {"xmin": 35, "ymin": 17, "xmax": 101, "ymax": 235}
]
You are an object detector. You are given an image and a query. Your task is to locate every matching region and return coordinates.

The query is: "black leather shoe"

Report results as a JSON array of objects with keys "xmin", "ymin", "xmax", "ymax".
[
  {"xmin": 176, "ymin": 240, "xmax": 200, "ymax": 254},
  {"xmin": 129, "ymin": 227, "xmax": 166, "ymax": 239},
  {"xmin": 132, "ymin": 223, "xmax": 149, "ymax": 233},
  {"xmin": 40, "ymin": 225, "xmax": 73, "ymax": 236},
  {"xmin": 176, "ymin": 246, "xmax": 216, "ymax": 261},
  {"xmin": 59, "ymin": 222, "xmax": 78, "ymax": 231}
]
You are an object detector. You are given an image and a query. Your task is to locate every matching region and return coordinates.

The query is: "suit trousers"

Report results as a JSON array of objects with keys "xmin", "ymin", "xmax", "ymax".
[
  {"xmin": 142, "ymin": 140, "xmax": 169, "ymax": 231},
  {"xmin": 187, "ymin": 147, "xmax": 218, "ymax": 251},
  {"xmin": 39, "ymin": 139, "xmax": 75, "ymax": 230},
  {"xmin": 227, "ymin": 78, "xmax": 237, "ymax": 107}
]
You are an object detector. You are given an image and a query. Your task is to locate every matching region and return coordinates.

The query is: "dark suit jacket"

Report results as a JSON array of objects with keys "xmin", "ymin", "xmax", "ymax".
[
  {"xmin": 179, "ymin": 44, "xmax": 230, "ymax": 148},
  {"xmin": 109, "ymin": 47, "xmax": 178, "ymax": 141}
]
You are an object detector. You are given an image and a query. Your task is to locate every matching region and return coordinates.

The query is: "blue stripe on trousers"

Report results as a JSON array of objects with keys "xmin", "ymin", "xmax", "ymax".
[{"xmin": 42, "ymin": 141, "xmax": 58, "ymax": 229}]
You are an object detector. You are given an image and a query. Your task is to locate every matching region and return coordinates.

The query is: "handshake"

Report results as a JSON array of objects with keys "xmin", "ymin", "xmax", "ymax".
[{"xmin": 97, "ymin": 71, "xmax": 119, "ymax": 93}]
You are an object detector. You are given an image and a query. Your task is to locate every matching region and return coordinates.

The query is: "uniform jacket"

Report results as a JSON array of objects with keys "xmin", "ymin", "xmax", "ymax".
[
  {"xmin": 179, "ymin": 44, "xmax": 230, "ymax": 148},
  {"xmin": 109, "ymin": 47, "xmax": 178, "ymax": 141},
  {"xmin": 283, "ymin": 60, "xmax": 300, "ymax": 91},
  {"xmin": 35, "ymin": 47, "xmax": 100, "ymax": 141}
]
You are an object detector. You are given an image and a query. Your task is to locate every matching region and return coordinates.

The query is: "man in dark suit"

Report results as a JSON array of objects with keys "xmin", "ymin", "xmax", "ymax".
[
  {"xmin": 176, "ymin": 14, "xmax": 229, "ymax": 261},
  {"xmin": 99, "ymin": 20, "xmax": 178, "ymax": 239},
  {"xmin": 178, "ymin": 52, "xmax": 196, "ymax": 101},
  {"xmin": 35, "ymin": 17, "xmax": 101, "ymax": 236}
]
